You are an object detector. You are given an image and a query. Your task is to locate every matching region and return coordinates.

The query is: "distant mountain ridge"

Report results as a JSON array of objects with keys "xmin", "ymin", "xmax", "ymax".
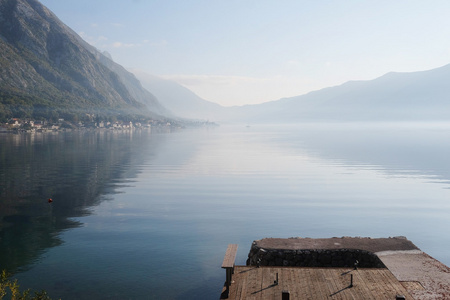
[
  {"xmin": 0, "ymin": 0, "xmax": 167, "ymax": 122},
  {"xmin": 230, "ymin": 64, "xmax": 450, "ymax": 123},
  {"xmin": 133, "ymin": 63, "xmax": 450, "ymax": 124},
  {"xmin": 131, "ymin": 71, "xmax": 224, "ymax": 120}
]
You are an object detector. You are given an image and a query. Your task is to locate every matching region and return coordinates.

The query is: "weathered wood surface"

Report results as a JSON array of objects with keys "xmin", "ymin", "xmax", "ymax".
[
  {"xmin": 221, "ymin": 266, "xmax": 413, "ymax": 300},
  {"xmin": 222, "ymin": 244, "xmax": 238, "ymax": 269}
]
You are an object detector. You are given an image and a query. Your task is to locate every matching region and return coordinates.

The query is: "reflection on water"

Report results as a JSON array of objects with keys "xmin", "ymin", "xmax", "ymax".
[
  {"xmin": 270, "ymin": 122, "xmax": 450, "ymax": 181},
  {"xmin": 1, "ymin": 123, "xmax": 450, "ymax": 299},
  {"xmin": 0, "ymin": 130, "xmax": 156, "ymax": 273}
]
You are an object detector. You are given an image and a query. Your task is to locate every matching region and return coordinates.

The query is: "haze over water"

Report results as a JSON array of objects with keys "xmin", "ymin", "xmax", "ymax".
[{"xmin": 1, "ymin": 123, "xmax": 450, "ymax": 299}]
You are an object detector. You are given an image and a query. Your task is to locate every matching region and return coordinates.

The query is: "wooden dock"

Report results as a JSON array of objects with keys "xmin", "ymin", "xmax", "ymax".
[
  {"xmin": 220, "ymin": 237, "xmax": 450, "ymax": 299},
  {"xmin": 221, "ymin": 266, "xmax": 412, "ymax": 299}
]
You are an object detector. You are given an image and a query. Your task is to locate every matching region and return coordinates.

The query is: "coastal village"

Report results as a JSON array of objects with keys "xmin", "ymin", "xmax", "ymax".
[
  {"xmin": 0, "ymin": 116, "xmax": 199, "ymax": 133},
  {"xmin": 0, "ymin": 115, "xmax": 220, "ymax": 133}
]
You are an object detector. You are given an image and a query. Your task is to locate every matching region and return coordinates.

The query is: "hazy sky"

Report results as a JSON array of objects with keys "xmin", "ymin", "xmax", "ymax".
[{"xmin": 40, "ymin": 0, "xmax": 450, "ymax": 106}]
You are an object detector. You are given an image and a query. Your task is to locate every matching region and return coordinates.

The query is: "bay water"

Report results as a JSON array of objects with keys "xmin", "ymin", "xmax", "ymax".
[{"xmin": 1, "ymin": 123, "xmax": 450, "ymax": 299}]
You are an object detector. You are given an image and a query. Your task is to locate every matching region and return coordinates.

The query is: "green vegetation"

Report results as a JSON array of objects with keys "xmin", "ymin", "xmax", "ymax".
[
  {"xmin": 0, "ymin": 0, "xmax": 161, "ymax": 125},
  {"xmin": 0, "ymin": 271, "xmax": 52, "ymax": 300},
  {"xmin": 0, "ymin": 90, "xmax": 156, "ymax": 124}
]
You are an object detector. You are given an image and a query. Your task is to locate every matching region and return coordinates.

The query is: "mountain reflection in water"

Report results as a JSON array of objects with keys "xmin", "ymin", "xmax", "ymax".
[
  {"xmin": 1, "ymin": 123, "xmax": 450, "ymax": 299},
  {"xmin": 0, "ymin": 130, "xmax": 156, "ymax": 273}
]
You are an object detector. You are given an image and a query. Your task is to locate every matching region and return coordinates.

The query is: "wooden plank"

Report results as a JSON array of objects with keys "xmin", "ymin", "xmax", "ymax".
[
  {"xmin": 379, "ymin": 269, "xmax": 410, "ymax": 299},
  {"xmin": 356, "ymin": 270, "xmax": 368, "ymax": 299},
  {"xmin": 353, "ymin": 269, "xmax": 374, "ymax": 299},
  {"xmin": 222, "ymin": 244, "xmax": 238, "ymax": 268},
  {"xmin": 284, "ymin": 268, "xmax": 297, "ymax": 300},
  {"xmin": 255, "ymin": 266, "xmax": 264, "ymax": 300},
  {"xmin": 363, "ymin": 268, "xmax": 378, "ymax": 295},
  {"xmin": 315, "ymin": 269, "xmax": 327, "ymax": 299},
  {"xmin": 375, "ymin": 269, "xmax": 395, "ymax": 300},
  {"xmin": 264, "ymin": 267, "xmax": 278, "ymax": 299},
  {"xmin": 298, "ymin": 269, "xmax": 311, "ymax": 299},
  {"xmin": 304, "ymin": 268, "xmax": 315, "ymax": 300},
  {"xmin": 225, "ymin": 266, "xmax": 414, "ymax": 300},
  {"xmin": 309, "ymin": 267, "xmax": 324, "ymax": 299},
  {"xmin": 288, "ymin": 268, "xmax": 298, "ymax": 298},
  {"xmin": 322, "ymin": 269, "xmax": 338, "ymax": 299},
  {"xmin": 246, "ymin": 266, "xmax": 261, "ymax": 299},
  {"xmin": 239, "ymin": 272, "xmax": 248, "ymax": 300},
  {"xmin": 234, "ymin": 270, "xmax": 245, "ymax": 300},
  {"xmin": 327, "ymin": 268, "xmax": 348, "ymax": 300}
]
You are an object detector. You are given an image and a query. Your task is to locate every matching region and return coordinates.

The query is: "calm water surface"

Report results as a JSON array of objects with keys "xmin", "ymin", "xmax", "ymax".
[{"xmin": 1, "ymin": 123, "xmax": 450, "ymax": 299}]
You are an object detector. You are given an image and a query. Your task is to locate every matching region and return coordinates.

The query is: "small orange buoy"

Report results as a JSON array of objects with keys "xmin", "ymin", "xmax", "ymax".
[{"xmin": 48, "ymin": 198, "xmax": 53, "ymax": 203}]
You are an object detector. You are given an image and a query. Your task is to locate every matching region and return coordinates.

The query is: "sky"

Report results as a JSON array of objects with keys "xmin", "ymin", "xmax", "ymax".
[{"xmin": 39, "ymin": 0, "xmax": 450, "ymax": 107}]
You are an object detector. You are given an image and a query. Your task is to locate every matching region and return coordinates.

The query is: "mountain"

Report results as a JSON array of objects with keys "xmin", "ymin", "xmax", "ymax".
[
  {"xmin": 234, "ymin": 64, "xmax": 450, "ymax": 123},
  {"xmin": 0, "ymin": 0, "xmax": 167, "ymax": 122},
  {"xmin": 4, "ymin": 0, "xmax": 447, "ymax": 125},
  {"xmin": 88, "ymin": 52, "xmax": 170, "ymax": 117},
  {"xmin": 134, "ymin": 63, "xmax": 450, "ymax": 124},
  {"xmin": 131, "ymin": 70, "xmax": 225, "ymax": 121}
]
